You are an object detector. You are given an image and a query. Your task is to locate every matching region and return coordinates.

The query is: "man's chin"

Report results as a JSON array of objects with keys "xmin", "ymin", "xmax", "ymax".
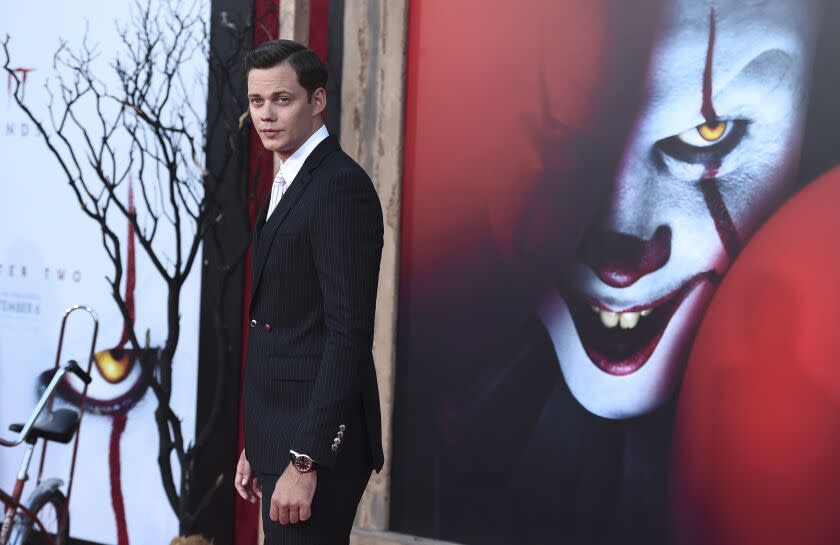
[
  {"xmin": 540, "ymin": 281, "xmax": 715, "ymax": 419},
  {"xmin": 261, "ymin": 142, "xmax": 286, "ymax": 153}
]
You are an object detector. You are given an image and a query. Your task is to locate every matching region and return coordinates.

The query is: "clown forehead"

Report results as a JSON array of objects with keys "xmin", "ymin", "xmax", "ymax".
[{"xmin": 632, "ymin": 0, "xmax": 819, "ymax": 142}]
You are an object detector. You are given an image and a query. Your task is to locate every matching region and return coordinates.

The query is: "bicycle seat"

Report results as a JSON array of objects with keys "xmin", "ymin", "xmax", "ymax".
[{"xmin": 8, "ymin": 409, "xmax": 80, "ymax": 444}]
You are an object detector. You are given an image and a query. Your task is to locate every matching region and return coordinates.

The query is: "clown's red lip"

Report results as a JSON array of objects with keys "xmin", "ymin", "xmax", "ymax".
[{"xmin": 565, "ymin": 271, "xmax": 718, "ymax": 376}]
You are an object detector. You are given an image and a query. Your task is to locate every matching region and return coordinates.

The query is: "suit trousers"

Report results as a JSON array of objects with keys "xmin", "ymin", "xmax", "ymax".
[{"xmin": 259, "ymin": 468, "xmax": 371, "ymax": 545}]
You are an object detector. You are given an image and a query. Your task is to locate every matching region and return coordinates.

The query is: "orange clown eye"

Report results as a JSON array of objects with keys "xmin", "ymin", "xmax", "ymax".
[
  {"xmin": 697, "ymin": 120, "xmax": 728, "ymax": 142},
  {"xmin": 94, "ymin": 348, "xmax": 135, "ymax": 384}
]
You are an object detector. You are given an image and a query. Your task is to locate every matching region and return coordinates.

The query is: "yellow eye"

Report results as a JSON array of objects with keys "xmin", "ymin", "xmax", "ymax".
[
  {"xmin": 697, "ymin": 120, "xmax": 727, "ymax": 142},
  {"xmin": 94, "ymin": 349, "xmax": 135, "ymax": 384}
]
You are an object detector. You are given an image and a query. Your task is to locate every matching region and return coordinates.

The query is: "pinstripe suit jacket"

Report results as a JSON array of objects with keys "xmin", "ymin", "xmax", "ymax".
[{"xmin": 243, "ymin": 135, "xmax": 385, "ymax": 476}]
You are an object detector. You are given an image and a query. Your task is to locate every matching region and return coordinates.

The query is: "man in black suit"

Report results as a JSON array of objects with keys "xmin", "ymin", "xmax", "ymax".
[{"xmin": 233, "ymin": 39, "xmax": 384, "ymax": 544}]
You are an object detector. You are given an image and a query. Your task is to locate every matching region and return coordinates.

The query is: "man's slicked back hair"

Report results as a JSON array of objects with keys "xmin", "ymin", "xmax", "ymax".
[{"xmin": 244, "ymin": 39, "xmax": 328, "ymax": 102}]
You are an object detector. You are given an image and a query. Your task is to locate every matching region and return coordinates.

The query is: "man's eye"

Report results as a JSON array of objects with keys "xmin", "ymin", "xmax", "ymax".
[
  {"xmin": 275, "ymin": 96, "xmax": 289, "ymax": 103},
  {"xmin": 250, "ymin": 98, "xmax": 263, "ymax": 105},
  {"xmin": 656, "ymin": 119, "xmax": 747, "ymax": 164}
]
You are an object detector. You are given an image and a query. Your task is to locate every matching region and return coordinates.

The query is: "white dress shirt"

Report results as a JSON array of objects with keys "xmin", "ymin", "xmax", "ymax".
[{"xmin": 267, "ymin": 124, "xmax": 329, "ymax": 218}]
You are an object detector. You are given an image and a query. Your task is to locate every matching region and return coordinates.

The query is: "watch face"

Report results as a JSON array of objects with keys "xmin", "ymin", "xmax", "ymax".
[{"xmin": 295, "ymin": 455, "xmax": 313, "ymax": 472}]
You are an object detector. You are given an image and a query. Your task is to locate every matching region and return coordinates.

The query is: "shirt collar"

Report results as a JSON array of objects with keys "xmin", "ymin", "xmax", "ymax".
[{"xmin": 277, "ymin": 124, "xmax": 329, "ymax": 185}]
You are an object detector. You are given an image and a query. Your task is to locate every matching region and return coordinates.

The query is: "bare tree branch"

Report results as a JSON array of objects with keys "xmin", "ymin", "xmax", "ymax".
[{"xmin": 4, "ymin": 0, "xmax": 259, "ymax": 534}]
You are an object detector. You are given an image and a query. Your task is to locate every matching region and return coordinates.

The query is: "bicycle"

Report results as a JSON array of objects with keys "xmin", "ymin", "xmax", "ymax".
[{"xmin": 0, "ymin": 305, "xmax": 98, "ymax": 545}]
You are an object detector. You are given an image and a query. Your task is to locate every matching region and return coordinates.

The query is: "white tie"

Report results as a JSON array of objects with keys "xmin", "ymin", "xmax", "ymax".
[{"xmin": 267, "ymin": 170, "xmax": 287, "ymax": 219}]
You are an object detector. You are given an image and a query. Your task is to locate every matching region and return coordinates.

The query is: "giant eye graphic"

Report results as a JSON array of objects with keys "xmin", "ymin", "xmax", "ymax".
[
  {"xmin": 40, "ymin": 346, "xmax": 158, "ymax": 415},
  {"xmin": 657, "ymin": 119, "xmax": 747, "ymax": 164}
]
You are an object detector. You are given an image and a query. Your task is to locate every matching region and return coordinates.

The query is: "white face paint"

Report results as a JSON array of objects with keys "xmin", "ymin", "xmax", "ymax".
[{"xmin": 541, "ymin": 0, "xmax": 820, "ymax": 419}]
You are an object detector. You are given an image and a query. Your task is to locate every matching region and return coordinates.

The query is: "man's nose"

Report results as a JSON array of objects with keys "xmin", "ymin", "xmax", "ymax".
[
  {"xmin": 260, "ymin": 106, "xmax": 276, "ymax": 122},
  {"xmin": 577, "ymin": 225, "xmax": 672, "ymax": 288}
]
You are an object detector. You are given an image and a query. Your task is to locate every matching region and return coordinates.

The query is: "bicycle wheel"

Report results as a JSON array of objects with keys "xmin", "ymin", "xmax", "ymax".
[{"xmin": 21, "ymin": 489, "xmax": 69, "ymax": 545}]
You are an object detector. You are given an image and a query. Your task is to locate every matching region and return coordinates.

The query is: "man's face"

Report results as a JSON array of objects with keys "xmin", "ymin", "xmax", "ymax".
[
  {"xmin": 247, "ymin": 61, "xmax": 324, "ymax": 160},
  {"xmin": 541, "ymin": 0, "xmax": 819, "ymax": 419}
]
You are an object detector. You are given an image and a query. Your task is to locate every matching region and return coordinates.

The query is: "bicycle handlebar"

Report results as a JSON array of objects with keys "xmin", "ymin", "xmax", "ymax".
[
  {"xmin": 65, "ymin": 359, "xmax": 92, "ymax": 385},
  {"xmin": 0, "ymin": 361, "xmax": 87, "ymax": 448}
]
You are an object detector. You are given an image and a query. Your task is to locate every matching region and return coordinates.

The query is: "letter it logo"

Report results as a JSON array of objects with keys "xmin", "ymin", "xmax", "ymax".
[{"xmin": 6, "ymin": 67, "xmax": 35, "ymax": 101}]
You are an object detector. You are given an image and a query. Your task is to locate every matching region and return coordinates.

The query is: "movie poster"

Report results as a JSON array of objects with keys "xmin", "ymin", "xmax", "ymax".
[
  {"xmin": 390, "ymin": 1, "xmax": 839, "ymax": 543},
  {"xmin": 0, "ymin": 1, "xmax": 206, "ymax": 543}
]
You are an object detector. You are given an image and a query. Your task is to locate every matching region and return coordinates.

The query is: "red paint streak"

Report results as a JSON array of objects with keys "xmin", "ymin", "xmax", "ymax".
[
  {"xmin": 703, "ymin": 162, "xmax": 719, "ymax": 180},
  {"xmin": 699, "ymin": 9, "xmax": 740, "ymax": 260},
  {"xmin": 109, "ymin": 180, "xmax": 135, "ymax": 542},
  {"xmin": 118, "ymin": 181, "xmax": 136, "ymax": 349},
  {"xmin": 109, "ymin": 413, "xmax": 130, "ymax": 545},
  {"xmin": 700, "ymin": 163, "xmax": 741, "ymax": 259},
  {"xmin": 701, "ymin": 8, "xmax": 717, "ymax": 122}
]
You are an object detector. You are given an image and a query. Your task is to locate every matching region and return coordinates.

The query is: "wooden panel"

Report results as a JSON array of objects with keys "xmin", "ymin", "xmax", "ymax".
[
  {"xmin": 340, "ymin": 0, "xmax": 409, "ymax": 533},
  {"xmin": 279, "ymin": 0, "xmax": 310, "ymax": 44}
]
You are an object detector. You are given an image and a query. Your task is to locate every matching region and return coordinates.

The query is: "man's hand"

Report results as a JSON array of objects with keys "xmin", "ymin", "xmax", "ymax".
[
  {"xmin": 270, "ymin": 463, "xmax": 317, "ymax": 525},
  {"xmin": 234, "ymin": 449, "xmax": 261, "ymax": 503}
]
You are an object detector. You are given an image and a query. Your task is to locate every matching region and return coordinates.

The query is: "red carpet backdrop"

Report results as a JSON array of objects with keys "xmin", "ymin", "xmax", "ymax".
[{"xmin": 0, "ymin": 1, "xmax": 207, "ymax": 543}]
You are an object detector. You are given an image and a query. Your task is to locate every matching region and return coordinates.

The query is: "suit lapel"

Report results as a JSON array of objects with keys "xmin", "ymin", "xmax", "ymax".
[
  {"xmin": 251, "ymin": 168, "xmax": 311, "ymax": 294},
  {"xmin": 250, "ymin": 136, "xmax": 340, "ymax": 301},
  {"xmin": 255, "ymin": 197, "xmax": 270, "ymax": 235}
]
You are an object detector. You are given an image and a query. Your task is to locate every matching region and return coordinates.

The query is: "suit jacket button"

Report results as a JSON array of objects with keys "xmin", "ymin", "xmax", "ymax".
[
  {"xmin": 264, "ymin": 323, "xmax": 271, "ymax": 332},
  {"xmin": 331, "ymin": 444, "xmax": 338, "ymax": 452},
  {"xmin": 337, "ymin": 431, "xmax": 344, "ymax": 439},
  {"xmin": 339, "ymin": 424, "xmax": 346, "ymax": 432},
  {"xmin": 249, "ymin": 319, "xmax": 257, "ymax": 328},
  {"xmin": 334, "ymin": 438, "xmax": 341, "ymax": 445}
]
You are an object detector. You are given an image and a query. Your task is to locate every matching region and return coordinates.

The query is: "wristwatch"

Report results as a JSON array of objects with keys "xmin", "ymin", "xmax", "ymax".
[{"xmin": 289, "ymin": 450, "xmax": 318, "ymax": 473}]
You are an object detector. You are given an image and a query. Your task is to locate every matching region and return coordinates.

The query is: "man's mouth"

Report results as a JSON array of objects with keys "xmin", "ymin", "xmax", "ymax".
[{"xmin": 565, "ymin": 272, "xmax": 717, "ymax": 376}]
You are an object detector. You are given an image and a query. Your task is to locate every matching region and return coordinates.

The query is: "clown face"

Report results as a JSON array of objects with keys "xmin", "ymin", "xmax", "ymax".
[{"xmin": 540, "ymin": 0, "xmax": 820, "ymax": 419}]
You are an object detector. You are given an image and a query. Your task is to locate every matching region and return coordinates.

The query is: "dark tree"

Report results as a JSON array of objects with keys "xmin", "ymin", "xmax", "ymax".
[{"xmin": 3, "ymin": 0, "xmax": 261, "ymax": 536}]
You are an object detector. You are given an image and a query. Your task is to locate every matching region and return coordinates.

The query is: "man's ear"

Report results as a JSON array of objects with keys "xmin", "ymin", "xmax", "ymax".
[{"xmin": 311, "ymin": 87, "xmax": 327, "ymax": 117}]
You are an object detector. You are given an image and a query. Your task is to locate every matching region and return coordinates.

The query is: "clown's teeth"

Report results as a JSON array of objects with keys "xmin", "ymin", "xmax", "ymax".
[
  {"xmin": 592, "ymin": 307, "xmax": 653, "ymax": 330},
  {"xmin": 619, "ymin": 312, "xmax": 640, "ymax": 329},
  {"xmin": 600, "ymin": 311, "xmax": 619, "ymax": 328}
]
